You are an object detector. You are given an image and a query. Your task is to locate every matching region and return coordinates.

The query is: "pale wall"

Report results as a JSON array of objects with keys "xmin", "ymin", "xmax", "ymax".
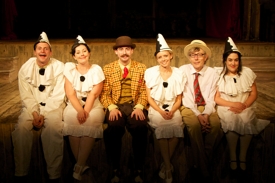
[{"xmin": 1, "ymin": 39, "xmax": 275, "ymax": 70}]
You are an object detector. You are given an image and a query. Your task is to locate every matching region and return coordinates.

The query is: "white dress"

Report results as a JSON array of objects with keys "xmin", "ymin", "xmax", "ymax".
[
  {"xmin": 144, "ymin": 66, "xmax": 186, "ymax": 139},
  {"xmin": 215, "ymin": 66, "xmax": 270, "ymax": 135},
  {"xmin": 63, "ymin": 62, "xmax": 105, "ymax": 138}
]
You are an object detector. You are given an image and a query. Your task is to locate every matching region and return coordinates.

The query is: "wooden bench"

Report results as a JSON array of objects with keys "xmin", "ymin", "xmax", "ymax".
[{"xmin": 1, "ymin": 78, "xmax": 275, "ymax": 183}]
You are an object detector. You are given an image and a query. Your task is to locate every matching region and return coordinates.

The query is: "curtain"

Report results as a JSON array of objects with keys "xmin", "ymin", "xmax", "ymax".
[{"xmin": 206, "ymin": 0, "xmax": 242, "ymax": 39}]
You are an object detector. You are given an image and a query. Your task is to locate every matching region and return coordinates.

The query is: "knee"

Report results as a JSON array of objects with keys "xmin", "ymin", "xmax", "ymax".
[
  {"xmin": 209, "ymin": 116, "xmax": 221, "ymax": 130},
  {"xmin": 44, "ymin": 113, "xmax": 63, "ymax": 128},
  {"xmin": 104, "ymin": 122, "xmax": 125, "ymax": 138},
  {"xmin": 14, "ymin": 121, "xmax": 33, "ymax": 133},
  {"xmin": 185, "ymin": 120, "xmax": 201, "ymax": 131}
]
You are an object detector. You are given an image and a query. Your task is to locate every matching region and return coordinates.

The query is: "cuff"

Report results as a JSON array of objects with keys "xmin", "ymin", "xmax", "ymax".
[
  {"xmin": 133, "ymin": 104, "xmax": 144, "ymax": 110},
  {"xmin": 108, "ymin": 104, "xmax": 119, "ymax": 111}
]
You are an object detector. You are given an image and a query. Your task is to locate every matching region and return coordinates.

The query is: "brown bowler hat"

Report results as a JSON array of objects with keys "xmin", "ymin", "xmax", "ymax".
[{"xmin": 113, "ymin": 36, "xmax": 136, "ymax": 50}]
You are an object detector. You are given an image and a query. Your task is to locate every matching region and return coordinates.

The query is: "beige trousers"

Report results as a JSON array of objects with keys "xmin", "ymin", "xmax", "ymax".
[
  {"xmin": 181, "ymin": 106, "xmax": 222, "ymax": 176},
  {"xmin": 12, "ymin": 108, "xmax": 64, "ymax": 179}
]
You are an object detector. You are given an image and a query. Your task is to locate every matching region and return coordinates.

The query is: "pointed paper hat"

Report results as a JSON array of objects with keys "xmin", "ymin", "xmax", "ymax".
[
  {"xmin": 34, "ymin": 32, "xmax": 51, "ymax": 49},
  {"xmin": 71, "ymin": 35, "xmax": 88, "ymax": 49},
  {"xmin": 224, "ymin": 37, "xmax": 241, "ymax": 55},
  {"xmin": 74, "ymin": 35, "xmax": 86, "ymax": 45},
  {"xmin": 154, "ymin": 33, "xmax": 172, "ymax": 56},
  {"xmin": 71, "ymin": 35, "xmax": 90, "ymax": 55}
]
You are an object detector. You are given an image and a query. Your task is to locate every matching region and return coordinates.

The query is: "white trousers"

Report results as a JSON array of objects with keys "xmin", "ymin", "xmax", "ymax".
[{"xmin": 12, "ymin": 108, "xmax": 64, "ymax": 179}]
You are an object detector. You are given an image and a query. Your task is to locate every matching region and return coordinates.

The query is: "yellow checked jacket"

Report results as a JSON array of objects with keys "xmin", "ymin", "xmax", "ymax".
[{"xmin": 100, "ymin": 60, "xmax": 148, "ymax": 109}]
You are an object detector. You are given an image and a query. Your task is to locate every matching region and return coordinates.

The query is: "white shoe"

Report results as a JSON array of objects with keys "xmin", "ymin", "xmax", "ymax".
[
  {"xmin": 159, "ymin": 162, "xmax": 166, "ymax": 179},
  {"xmin": 73, "ymin": 164, "xmax": 89, "ymax": 181},
  {"xmin": 159, "ymin": 163, "xmax": 174, "ymax": 180},
  {"xmin": 165, "ymin": 168, "xmax": 173, "ymax": 183}
]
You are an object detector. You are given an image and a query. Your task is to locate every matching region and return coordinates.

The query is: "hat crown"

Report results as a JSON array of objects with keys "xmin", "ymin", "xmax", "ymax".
[
  {"xmin": 155, "ymin": 33, "xmax": 172, "ymax": 56},
  {"xmin": 75, "ymin": 35, "xmax": 86, "ymax": 44},
  {"xmin": 35, "ymin": 32, "xmax": 51, "ymax": 48},
  {"xmin": 191, "ymin": 40, "xmax": 207, "ymax": 47},
  {"xmin": 224, "ymin": 37, "xmax": 241, "ymax": 54},
  {"xmin": 183, "ymin": 39, "xmax": 212, "ymax": 59},
  {"xmin": 71, "ymin": 35, "xmax": 89, "ymax": 54},
  {"xmin": 113, "ymin": 36, "xmax": 136, "ymax": 50}
]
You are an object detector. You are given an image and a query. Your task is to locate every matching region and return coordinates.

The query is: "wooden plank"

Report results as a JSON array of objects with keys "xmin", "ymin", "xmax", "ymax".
[
  {"xmin": 0, "ymin": 95, "xmax": 21, "ymax": 115},
  {"xmin": 242, "ymin": 57, "xmax": 275, "ymax": 69},
  {"xmin": 0, "ymin": 123, "xmax": 15, "ymax": 182},
  {"xmin": 0, "ymin": 78, "xmax": 18, "ymax": 89},
  {"xmin": 257, "ymin": 82, "xmax": 275, "ymax": 99}
]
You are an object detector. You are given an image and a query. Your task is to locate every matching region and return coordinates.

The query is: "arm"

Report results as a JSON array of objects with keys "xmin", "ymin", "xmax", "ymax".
[
  {"xmin": 167, "ymin": 94, "xmax": 182, "ymax": 119},
  {"xmin": 99, "ymin": 65, "xmax": 122, "ymax": 121},
  {"xmin": 84, "ymin": 81, "xmax": 103, "ymax": 112},
  {"xmin": 65, "ymin": 77, "xmax": 88, "ymax": 124},
  {"xmin": 18, "ymin": 71, "xmax": 44, "ymax": 128},
  {"xmin": 146, "ymin": 86, "xmax": 182, "ymax": 120},
  {"xmin": 135, "ymin": 64, "xmax": 148, "ymax": 108},
  {"xmin": 99, "ymin": 65, "xmax": 118, "ymax": 109},
  {"xmin": 145, "ymin": 86, "xmax": 168, "ymax": 119},
  {"xmin": 18, "ymin": 72, "xmax": 40, "ymax": 114},
  {"xmin": 131, "ymin": 63, "xmax": 147, "ymax": 120},
  {"xmin": 202, "ymin": 70, "xmax": 219, "ymax": 115},
  {"xmin": 243, "ymin": 83, "xmax": 257, "ymax": 108},
  {"xmin": 228, "ymin": 83, "xmax": 257, "ymax": 113},
  {"xmin": 215, "ymin": 90, "xmax": 246, "ymax": 110}
]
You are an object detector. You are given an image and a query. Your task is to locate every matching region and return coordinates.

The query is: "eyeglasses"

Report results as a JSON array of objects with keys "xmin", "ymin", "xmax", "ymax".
[
  {"xmin": 163, "ymin": 82, "xmax": 168, "ymax": 88},
  {"xmin": 39, "ymin": 68, "xmax": 45, "ymax": 75},
  {"xmin": 189, "ymin": 53, "xmax": 205, "ymax": 58}
]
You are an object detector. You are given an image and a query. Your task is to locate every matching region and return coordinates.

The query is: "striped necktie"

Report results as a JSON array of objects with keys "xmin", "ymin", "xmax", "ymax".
[{"xmin": 194, "ymin": 73, "xmax": 206, "ymax": 106}]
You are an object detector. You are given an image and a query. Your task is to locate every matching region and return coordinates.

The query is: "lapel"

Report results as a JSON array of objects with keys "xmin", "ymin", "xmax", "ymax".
[
  {"xmin": 129, "ymin": 61, "xmax": 137, "ymax": 97},
  {"xmin": 113, "ymin": 61, "xmax": 122, "ymax": 93}
]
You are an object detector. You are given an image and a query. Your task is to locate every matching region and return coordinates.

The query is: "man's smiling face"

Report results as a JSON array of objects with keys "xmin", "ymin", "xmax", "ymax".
[{"xmin": 34, "ymin": 42, "xmax": 52, "ymax": 66}]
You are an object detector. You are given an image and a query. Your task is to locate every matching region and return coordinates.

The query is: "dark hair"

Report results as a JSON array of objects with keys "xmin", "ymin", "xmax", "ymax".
[
  {"xmin": 70, "ymin": 43, "xmax": 91, "ymax": 56},
  {"xmin": 221, "ymin": 51, "xmax": 242, "ymax": 78},
  {"xmin": 33, "ymin": 42, "xmax": 52, "ymax": 51}
]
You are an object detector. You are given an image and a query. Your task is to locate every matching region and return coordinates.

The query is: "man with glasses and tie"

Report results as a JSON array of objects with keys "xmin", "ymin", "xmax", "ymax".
[
  {"xmin": 12, "ymin": 32, "xmax": 65, "ymax": 183},
  {"xmin": 100, "ymin": 36, "xmax": 148, "ymax": 183},
  {"xmin": 179, "ymin": 40, "xmax": 222, "ymax": 182}
]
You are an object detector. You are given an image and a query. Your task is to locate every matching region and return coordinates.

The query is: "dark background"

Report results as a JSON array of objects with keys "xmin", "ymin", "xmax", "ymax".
[{"xmin": 1, "ymin": 0, "xmax": 275, "ymax": 41}]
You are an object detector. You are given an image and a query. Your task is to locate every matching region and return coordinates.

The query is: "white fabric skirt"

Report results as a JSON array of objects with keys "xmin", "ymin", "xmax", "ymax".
[
  {"xmin": 217, "ymin": 105, "xmax": 270, "ymax": 135},
  {"xmin": 148, "ymin": 107, "xmax": 184, "ymax": 139},
  {"xmin": 63, "ymin": 98, "xmax": 105, "ymax": 138}
]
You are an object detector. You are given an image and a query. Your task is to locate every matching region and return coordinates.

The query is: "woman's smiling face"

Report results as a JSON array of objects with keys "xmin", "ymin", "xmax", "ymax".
[{"xmin": 226, "ymin": 53, "xmax": 239, "ymax": 75}]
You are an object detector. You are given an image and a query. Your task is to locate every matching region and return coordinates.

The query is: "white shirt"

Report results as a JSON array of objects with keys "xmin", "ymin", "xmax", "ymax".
[
  {"xmin": 18, "ymin": 57, "xmax": 65, "ymax": 116},
  {"xmin": 178, "ymin": 64, "xmax": 219, "ymax": 116}
]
